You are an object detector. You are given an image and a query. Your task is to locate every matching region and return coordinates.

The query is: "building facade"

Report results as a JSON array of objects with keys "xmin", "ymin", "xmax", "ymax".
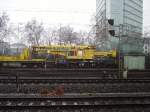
[
  {"xmin": 96, "ymin": 0, "xmax": 143, "ymax": 34},
  {"xmin": 96, "ymin": 0, "xmax": 143, "ymax": 52}
]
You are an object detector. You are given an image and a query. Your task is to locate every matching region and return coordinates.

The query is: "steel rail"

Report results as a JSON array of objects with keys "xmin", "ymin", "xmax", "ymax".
[
  {"xmin": 0, "ymin": 93, "xmax": 150, "ymax": 108},
  {"xmin": 0, "ymin": 78, "xmax": 150, "ymax": 84}
]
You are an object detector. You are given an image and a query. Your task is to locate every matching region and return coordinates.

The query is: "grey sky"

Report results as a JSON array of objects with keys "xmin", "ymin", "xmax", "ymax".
[
  {"xmin": 143, "ymin": 0, "xmax": 150, "ymax": 28},
  {"xmin": 0, "ymin": 0, "xmax": 149, "ymax": 31},
  {"xmin": 0, "ymin": 0, "xmax": 95, "ymax": 31}
]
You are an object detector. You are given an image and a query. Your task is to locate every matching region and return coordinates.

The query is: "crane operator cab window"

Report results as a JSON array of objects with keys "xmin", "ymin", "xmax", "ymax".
[{"xmin": 77, "ymin": 50, "xmax": 83, "ymax": 57}]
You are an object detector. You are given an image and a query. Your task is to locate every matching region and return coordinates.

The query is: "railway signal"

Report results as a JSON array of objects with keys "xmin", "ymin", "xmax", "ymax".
[
  {"xmin": 107, "ymin": 19, "xmax": 123, "ymax": 78},
  {"xmin": 108, "ymin": 19, "xmax": 115, "ymax": 36},
  {"xmin": 108, "ymin": 19, "xmax": 114, "ymax": 26}
]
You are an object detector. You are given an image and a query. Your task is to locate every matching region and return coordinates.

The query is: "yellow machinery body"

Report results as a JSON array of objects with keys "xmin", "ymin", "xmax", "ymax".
[
  {"xmin": 0, "ymin": 48, "xmax": 30, "ymax": 61},
  {"xmin": 31, "ymin": 45, "xmax": 117, "ymax": 61},
  {"xmin": 32, "ymin": 45, "xmax": 96, "ymax": 61},
  {"xmin": 94, "ymin": 50, "xmax": 117, "ymax": 58},
  {"xmin": 0, "ymin": 45, "xmax": 117, "ymax": 63}
]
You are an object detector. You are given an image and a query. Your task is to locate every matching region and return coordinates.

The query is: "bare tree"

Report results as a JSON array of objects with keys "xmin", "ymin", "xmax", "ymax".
[
  {"xmin": 0, "ymin": 12, "xmax": 10, "ymax": 41},
  {"xmin": 58, "ymin": 26, "xmax": 78, "ymax": 44},
  {"xmin": 75, "ymin": 31, "xmax": 93, "ymax": 45},
  {"xmin": 143, "ymin": 27, "xmax": 150, "ymax": 38},
  {"xmin": 6, "ymin": 23, "xmax": 25, "ymax": 44},
  {"xmin": 89, "ymin": 14, "xmax": 110, "ymax": 50},
  {"xmin": 24, "ymin": 19, "xmax": 44, "ymax": 46},
  {"xmin": 43, "ymin": 28, "xmax": 58, "ymax": 45}
]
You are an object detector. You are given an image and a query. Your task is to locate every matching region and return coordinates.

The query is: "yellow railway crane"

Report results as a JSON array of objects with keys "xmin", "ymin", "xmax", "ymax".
[{"xmin": 0, "ymin": 44, "xmax": 118, "ymax": 68}]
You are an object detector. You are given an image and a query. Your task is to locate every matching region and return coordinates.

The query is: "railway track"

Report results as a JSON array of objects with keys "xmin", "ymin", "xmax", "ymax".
[
  {"xmin": 128, "ymin": 70, "xmax": 150, "ymax": 79},
  {"xmin": 0, "ymin": 68, "xmax": 119, "ymax": 79},
  {"xmin": 0, "ymin": 78, "xmax": 150, "ymax": 93},
  {"xmin": 0, "ymin": 68, "xmax": 119, "ymax": 71},
  {"xmin": 1, "ymin": 77, "xmax": 150, "ymax": 83},
  {"xmin": 0, "ymin": 68, "xmax": 150, "ymax": 111},
  {"xmin": 1, "ymin": 68, "xmax": 150, "ymax": 79},
  {"xmin": 0, "ymin": 68, "xmax": 150, "ymax": 94},
  {"xmin": 0, "ymin": 68, "xmax": 118, "ymax": 74},
  {"xmin": 0, "ymin": 93, "xmax": 150, "ymax": 112}
]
